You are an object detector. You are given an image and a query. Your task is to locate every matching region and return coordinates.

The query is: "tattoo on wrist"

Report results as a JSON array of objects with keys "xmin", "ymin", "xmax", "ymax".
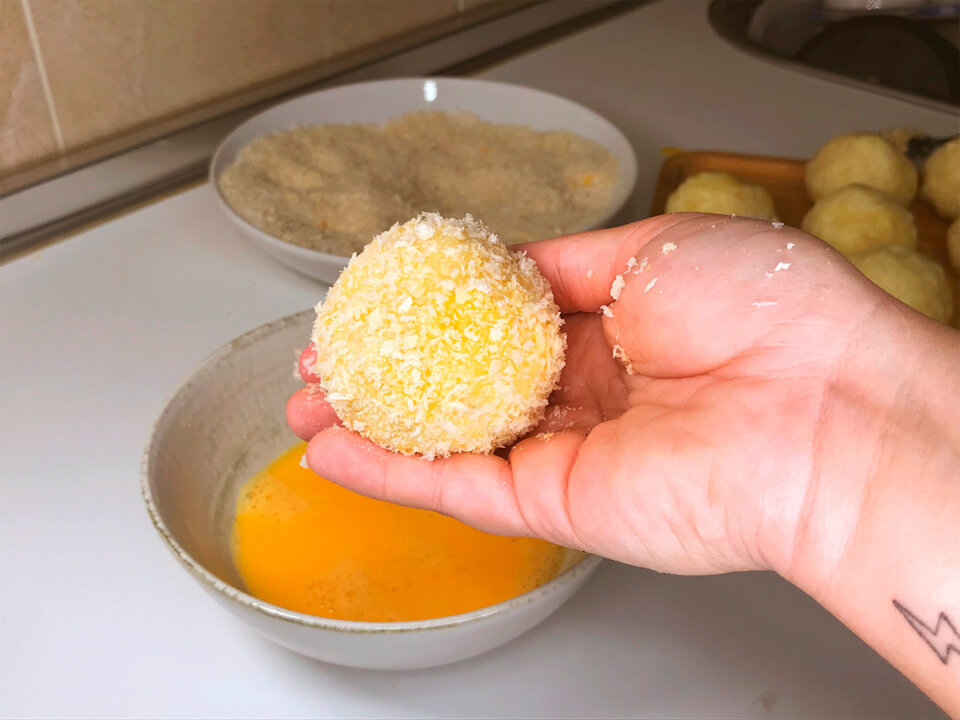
[{"xmin": 893, "ymin": 599, "xmax": 960, "ymax": 665}]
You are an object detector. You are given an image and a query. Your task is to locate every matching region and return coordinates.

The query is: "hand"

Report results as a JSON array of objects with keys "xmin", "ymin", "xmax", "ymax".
[
  {"xmin": 290, "ymin": 214, "xmax": 960, "ymax": 714},
  {"xmin": 288, "ymin": 214, "xmax": 891, "ymax": 577}
]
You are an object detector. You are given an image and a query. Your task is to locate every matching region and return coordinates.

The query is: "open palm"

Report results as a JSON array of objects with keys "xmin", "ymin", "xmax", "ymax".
[{"xmin": 289, "ymin": 214, "xmax": 890, "ymax": 576}]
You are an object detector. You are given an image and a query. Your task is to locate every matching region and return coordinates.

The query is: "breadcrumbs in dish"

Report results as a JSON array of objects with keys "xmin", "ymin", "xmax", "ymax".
[
  {"xmin": 218, "ymin": 111, "xmax": 619, "ymax": 256},
  {"xmin": 311, "ymin": 213, "xmax": 566, "ymax": 459}
]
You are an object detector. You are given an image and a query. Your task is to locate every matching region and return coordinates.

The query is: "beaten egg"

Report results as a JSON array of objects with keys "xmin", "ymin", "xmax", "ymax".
[{"xmin": 231, "ymin": 442, "xmax": 567, "ymax": 622}]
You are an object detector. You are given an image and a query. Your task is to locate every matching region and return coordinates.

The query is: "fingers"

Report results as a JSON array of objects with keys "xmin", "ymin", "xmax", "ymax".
[
  {"xmin": 286, "ymin": 385, "xmax": 340, "ymax": 441},
  {"xmin": 525, "ymin": 213, "xmax": 854, "ymax": 379},
  {"xmin": 305, "ymin": 426, "xmax": 591, "ymax": 547},
  {"xmin": 515, "ymin": 215, "xmax": 681, "ymax": 314},
  {"xmin": 306, "ymin": 427, "xmax": 530, "ymax": 536},
  {"xmin": 298, "ymin": 344, "xmax": 321, "ymax": 383},
  {"xmin": 508, "ymin": 430, "xmax": 589, "ymax": 544},
  {"xmin": 290, "ymin": 344, "xmax": 339, "ymax": 440}
]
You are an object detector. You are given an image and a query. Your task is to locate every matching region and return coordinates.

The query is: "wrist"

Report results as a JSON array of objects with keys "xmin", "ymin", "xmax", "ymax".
[
  {"xmin": 775, "ymin": 305, "xmax": 960, "ymax": 599},
  {"xmin": 772, "ymin": 304, "xmax": 960, "ymax": 716}
]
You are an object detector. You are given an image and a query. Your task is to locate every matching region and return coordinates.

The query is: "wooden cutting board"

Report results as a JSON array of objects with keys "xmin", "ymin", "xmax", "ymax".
[{"xmin": 649, "ymin": 150, "xmax": 958, "ymax": 323}]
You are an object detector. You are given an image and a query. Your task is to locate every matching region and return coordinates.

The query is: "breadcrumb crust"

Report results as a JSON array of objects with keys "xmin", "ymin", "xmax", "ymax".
[{"xmin": 312, "ymin": 213, "xmax": 566, "ymax": 459}]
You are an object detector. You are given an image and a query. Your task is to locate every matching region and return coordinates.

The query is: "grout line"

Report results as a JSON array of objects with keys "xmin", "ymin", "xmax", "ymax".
[{"xmin": 20, "ymin": 0, "xmax": 66, "ymax": 152}]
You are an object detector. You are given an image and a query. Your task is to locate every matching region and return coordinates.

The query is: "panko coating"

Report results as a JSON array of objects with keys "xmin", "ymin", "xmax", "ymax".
[
  {"xmin": 311, "ymin": 213, "xmax": 566, "ymax": 459},
  {"xmin": 665, "ymin": 171, "xmax": 777, "ymax": 220},
  {"xmin": 805, "ymin": 133, "xmax": 918, "ymax": 205},
  {"xmin": 850, "ymin": 244, "xmax": 953, "ymax": 324},
  {"xmin": 920, "ymin": 138, "xmax": 960, "ymax": 220},
  {"xmin": 948, "ymin": 218, "xmax": 960, "ymax": 272},
  {"xmin": 801, "ymin": 184, "xmax": 917, "ymax": 256}
]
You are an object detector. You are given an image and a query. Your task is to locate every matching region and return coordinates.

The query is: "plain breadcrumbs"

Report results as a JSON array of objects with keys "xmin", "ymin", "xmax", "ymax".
[
  {"xmin": 218, "ymin": 111, "xmax": 619, "ymax": 256},
  {"xmin": 610, "ymin": 275, "xmax": 625, "ymax": 300},
  {"xmin": 311, "ymin": 213, "xmax": 566, "ymax": 459}
]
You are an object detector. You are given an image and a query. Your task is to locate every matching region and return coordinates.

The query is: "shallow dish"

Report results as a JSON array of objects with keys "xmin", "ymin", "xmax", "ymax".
[
  {"xmin": 210, "ymin": 77, "xmax": 638, "ymax": 284},
  {"xmin": 142, "ymin": 310, "xmax": 601, "ymax": 669}
]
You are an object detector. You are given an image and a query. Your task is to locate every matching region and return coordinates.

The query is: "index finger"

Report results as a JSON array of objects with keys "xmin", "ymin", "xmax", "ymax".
[
  {"xmin": 515, "ymin": 215, "xmax": 678, "ymax": 314},
  {"xmin": 305, "ymin": 426, "xmax": 588, "ymax": 545}
]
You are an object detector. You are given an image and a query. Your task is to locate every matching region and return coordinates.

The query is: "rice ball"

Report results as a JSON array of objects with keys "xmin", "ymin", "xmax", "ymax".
[
  {"xmin": 802, "ymin": 184, "xmax": 917, "ymax": 256},
  {"xmin": 920, "ymin": 138, "xmax": 960, "ymax": 220},
  {"xmin": 311, "ymin": 213, "xmax": 566, "ymax": 459},
  {"xmin": 805, "ymin": 133, "xmax": 918, "ymax": 205},
  {"xmin": 665, "ymin": 172, "xmax": 777, "ymax": 220},
  {"xmin": 948, "ymin": 217, "xmax": 960, "ymax": 272},
  {"xmin": 850, "ymin": 244, "xmax": 953, "ymax": 324}
]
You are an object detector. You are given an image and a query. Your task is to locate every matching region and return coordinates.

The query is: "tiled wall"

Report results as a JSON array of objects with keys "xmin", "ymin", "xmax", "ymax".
[{"xmin": 1, "ymin": 0, "xmax": 501, "ymax": 177}]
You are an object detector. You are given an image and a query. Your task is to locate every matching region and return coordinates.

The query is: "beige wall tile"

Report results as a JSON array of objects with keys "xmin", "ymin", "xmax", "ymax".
[
  {"xmin": 15, "ymin": 0, "xmax": 470, "ymax": 159},
  {"xmin": 326, "ymin": 0, "xmax": 459, "ymax": 58},
  {"xmin": 0, "ymin": 0, "xmax": 60, "ymax": 175},
  {"xmin": 28, "ymin": 0, "xmax": 335, "ymax": 150}
]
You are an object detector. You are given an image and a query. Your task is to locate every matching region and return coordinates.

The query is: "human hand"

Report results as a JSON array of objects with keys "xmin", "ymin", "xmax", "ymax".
[{"xmin": 287, "ymin": 214, "xmax": 913, "ymax": 578}]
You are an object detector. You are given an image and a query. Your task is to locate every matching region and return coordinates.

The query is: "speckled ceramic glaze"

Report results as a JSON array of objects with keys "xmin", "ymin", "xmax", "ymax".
[
  {"xmin": 142, "ymin": 310, "xmax": 602, "ymax": 669},
  {"xmin": 210, "ymin": 77, "xmax": 638, "ymax": 284}
]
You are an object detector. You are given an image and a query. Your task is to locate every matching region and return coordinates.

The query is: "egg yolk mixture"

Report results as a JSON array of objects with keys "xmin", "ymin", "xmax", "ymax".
[{"xmin": 231, "ymin": 442, "xmax": 567, "ymax": 622}]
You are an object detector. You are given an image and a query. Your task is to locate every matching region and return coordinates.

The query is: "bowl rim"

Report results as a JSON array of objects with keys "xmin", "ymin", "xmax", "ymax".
[
  {"xmin": 208, "ymin": 75, "xmax": 638, "ymax": 265},
  {"xmin": 141, "ymin": 310, "xmax": 603, "ymax": 635}
]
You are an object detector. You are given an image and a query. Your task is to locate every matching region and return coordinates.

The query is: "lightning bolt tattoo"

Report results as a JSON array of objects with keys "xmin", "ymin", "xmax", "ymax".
[{"xmin": 893, "ymin": 600, "xmax": 960, "ymax": 665}]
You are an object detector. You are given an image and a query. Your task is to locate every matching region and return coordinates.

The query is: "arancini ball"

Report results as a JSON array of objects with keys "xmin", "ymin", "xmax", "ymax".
[
  {"xmin": 806, "ymin": 133, "xmax": 917, "ymax": 206},
  {"xmin": 311, "ymin": 213, "xmax": 566, "ymax": 459},
  {"xmin": 850, "ymin": 244, "xmax": 952, "ymax": 324},
  {"xmin": 920, "ymin": 138, "xmax": 960, "ymax": 220},
  {"xmin": 665, "ymin": 171, "xmax": 777, "ymax": 220},
  {"xmin": 802, "ymin": 184, "xmax": 917, "ymax": 256}
]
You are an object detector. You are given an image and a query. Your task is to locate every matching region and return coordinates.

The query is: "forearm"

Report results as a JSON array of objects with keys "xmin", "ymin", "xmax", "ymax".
[{"xmin": 788, "ymin": 309, "xmax": 960, "ymax": 716}]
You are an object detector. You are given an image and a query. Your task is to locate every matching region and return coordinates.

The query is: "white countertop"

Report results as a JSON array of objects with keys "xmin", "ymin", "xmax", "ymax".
[{"xmin": 1, "ymin": 3, "xmax": 954, "ymax": 718}]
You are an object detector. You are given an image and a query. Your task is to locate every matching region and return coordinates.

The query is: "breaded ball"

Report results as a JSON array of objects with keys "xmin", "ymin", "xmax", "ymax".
[
  {"xmin": 920, "ymin": 138, "xmax": 960, "ymax": 220},
  {"xmin": 805, "ymin": 133, "xmax": 917, "ymax": 205},
  {"xmin": 311, "ymin": 213, "xmax": 565, "ymax": 459},
  {"xmin": 948, "ymin": 217, "xmax": 960, "ymax": 272},
  {"xmin": 850, "ymin": 244, "xmax": 953, "ymax": 324},
  {"xmin": 801, "ymin": 184, "xmax": 917, "ymax": 256},
  {"xmin": 665, "ymin": 171, "xmax": 777, "ymax": 220}
]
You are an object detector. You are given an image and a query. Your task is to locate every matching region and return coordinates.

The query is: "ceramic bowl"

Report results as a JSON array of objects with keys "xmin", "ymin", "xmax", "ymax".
[
  {"xmin": 210, "ymin": 77, "xmax": 638, "ymax": 284},
  {"xmin": 142, "ymin": 310, "xmax": 602, "ymax": 669}
]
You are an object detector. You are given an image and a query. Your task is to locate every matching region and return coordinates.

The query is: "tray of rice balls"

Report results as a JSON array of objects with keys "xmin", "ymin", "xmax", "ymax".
[{"xmin": 650, "ymin": 132, "xmax": 959, "ymax": 328}]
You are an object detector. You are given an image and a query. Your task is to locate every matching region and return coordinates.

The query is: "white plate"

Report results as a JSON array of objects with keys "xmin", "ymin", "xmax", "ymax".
[{"xmin": 210, "ymin": 77, "xmax": 638, "ymax": 284}]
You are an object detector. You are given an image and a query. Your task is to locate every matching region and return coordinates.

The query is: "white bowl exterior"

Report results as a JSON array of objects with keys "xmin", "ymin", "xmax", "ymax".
[
  {"xmin": 143, "ymin": 310, "xmax": 602, "ymax": 669},
  {"xmin": 210, "ymin": 77, "xmax": 638, "ymax": 283},
  {"xmin": 219, "ymin": 208, "xmax": 345, "ymax": 285}
]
